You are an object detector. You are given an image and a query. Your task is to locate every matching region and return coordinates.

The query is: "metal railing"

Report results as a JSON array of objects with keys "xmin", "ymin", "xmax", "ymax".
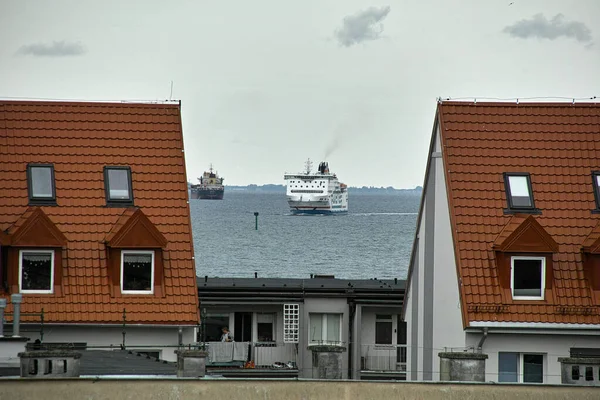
[
  {"xmin": 2, "ymin": 308, "xmax": 45, "ymax": 341},
  {"xmin": 204, "ymin": 341, "xmax": 298, "ymax": 368},
  {"xmin": 360, "ymin": 344, "xmax": 407, "ymax": 372}
]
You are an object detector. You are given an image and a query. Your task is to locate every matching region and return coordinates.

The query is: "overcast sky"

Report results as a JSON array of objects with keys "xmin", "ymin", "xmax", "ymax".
[{"xmin": 1, "ymin": 1, "xmax": 599, "ymax": 188}]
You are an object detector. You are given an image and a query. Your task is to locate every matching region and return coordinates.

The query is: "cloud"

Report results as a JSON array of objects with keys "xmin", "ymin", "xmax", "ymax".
[
  {"xmin": 503, "ymin": 13, "xmax": 592, "ymax": 45},
  {"xmin": 334, "ymin": 6, "xmax": 391, "ymax": 47},
  {"xmin": 17, "ymin": 40, "xmax": 86, "ymax": 57}
]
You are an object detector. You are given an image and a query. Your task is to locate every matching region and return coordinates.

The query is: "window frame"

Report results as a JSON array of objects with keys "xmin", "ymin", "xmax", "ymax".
[
  {"xmin": 120, "ymin": 250, "xmax": 154, "ymax": 295},
  {"xmin": 498, "ymin": 352, "xmax": 545, "ymax": 383},
  {"xmin": 592, "ymin": 171, "xmax": 600, "ymax": 212},
  {"xmin": 104, "ymin": 166, "xmax": 134, "ymax": 206},
  {"xmin": 19, "ymin": 249, "xmax": 55, "ymax": 294},
  {"xmin": 26, "ymin": 163, "xmax": 57, "ymax": 205},
  {"xmin": 309, "ymin": 313, "xmax": 342, "ymax": 345},
  {"xmin": 375, "ymin": 314, "xmax": 393, "ymax": 345},
  {"xmin": 503, "ymin": 172, "xmax": 539, "ymax": 213},
  {"xmin": 510, "ymin": 256, "xmax": 546, "ymax": 300},
  {"xmin": 256, "ymin": 313, "xmax": 276, "ymax": 343}
]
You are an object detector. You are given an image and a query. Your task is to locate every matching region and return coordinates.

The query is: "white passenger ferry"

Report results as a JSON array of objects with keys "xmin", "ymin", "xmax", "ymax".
[{"xmin": 284, "ymin": 159, "xmax": 348, "ymax": 215}]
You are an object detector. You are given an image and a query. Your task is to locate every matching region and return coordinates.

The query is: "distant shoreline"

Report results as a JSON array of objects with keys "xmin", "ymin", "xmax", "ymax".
[{"xmin": 189, "ymin": 183, "xmax": 422, "ymax": 195}]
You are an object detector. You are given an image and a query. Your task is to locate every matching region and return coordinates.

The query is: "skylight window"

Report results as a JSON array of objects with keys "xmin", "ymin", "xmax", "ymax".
[
  {"xmin": 503, "ymin": 173, "xmax": 537, "ymax": 212},
  {"xmin": 27, "ymin": 164, "xmax": 56, "ymax": 205},
  {"xmin": 104, "ymin": 166, "xmax": 134, "ymax": 206}
]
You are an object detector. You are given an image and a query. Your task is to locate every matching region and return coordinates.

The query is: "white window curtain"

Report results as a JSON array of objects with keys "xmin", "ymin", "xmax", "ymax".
[
  {"xmin": 22, "ymin": 253, "xmax": 51, "ymax": 262},
  {"xmin": 123, "ymin": 254, "xmax": 152, "ymax": 264}
]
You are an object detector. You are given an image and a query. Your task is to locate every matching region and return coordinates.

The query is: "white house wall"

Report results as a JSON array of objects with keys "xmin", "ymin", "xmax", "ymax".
[
  {"xmin": 466, "ymin": 332, "xmax": 600, "ymax": 384},
  {"xmin": 406, "ymin": 122, "xmax": 465, "ymax": 381},
  {"xmin": 22, "ymin": 325, "xmax": 195, "ymax": 362},
  {"xmin": 431, "ymin": 124, "xmax": 465, "ymax": 380}
]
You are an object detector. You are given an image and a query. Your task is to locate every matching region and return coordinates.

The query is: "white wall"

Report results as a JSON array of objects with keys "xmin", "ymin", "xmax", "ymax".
[
  {"xmin": 22, "ymin": 325, "xmax": 195, "ymax": 362},
  {"xmin": 431, "ymin": 125, "xmax": 465, "ymax": 380},
  {"xmin": 466, "ymin": 332, "xmax": 600, "ymax": 384},
  {"xmin": 405, "ymin": 124, "xmax": 466, "ymax": 381}
]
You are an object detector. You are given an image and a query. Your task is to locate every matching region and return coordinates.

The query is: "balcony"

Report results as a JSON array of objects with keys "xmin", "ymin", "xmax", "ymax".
[
  {"xmin": 204, "ymin": 342, "xmax": 298, "ymax": 378},
  {"xmin": 360, "ymin": 344, "xmax": 407, "ymax": 380}
]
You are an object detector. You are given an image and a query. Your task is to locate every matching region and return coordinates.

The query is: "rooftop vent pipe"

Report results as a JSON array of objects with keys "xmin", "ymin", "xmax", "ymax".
[{"xmin": 11, "ymin": 294, "xmax": 22, "ymax": 337}]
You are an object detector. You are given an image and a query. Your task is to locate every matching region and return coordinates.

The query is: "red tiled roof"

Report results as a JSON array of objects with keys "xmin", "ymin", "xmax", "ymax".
[
  {"xmin": 438, "ymin": 101, "xmax": 600, "ymax": 325},
  {"xmin": 0, "ymin": 100, "xmax": 199, "ymax": 325}
]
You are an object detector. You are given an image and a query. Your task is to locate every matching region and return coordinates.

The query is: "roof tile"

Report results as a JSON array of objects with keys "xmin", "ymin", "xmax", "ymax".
[
  {"xmin": 0, "ymin": 100, "xmax": 198, "ymax": 325},
  {"xmin": 439, "ymin": 101, "xmax": 600, "ymax": 325}
]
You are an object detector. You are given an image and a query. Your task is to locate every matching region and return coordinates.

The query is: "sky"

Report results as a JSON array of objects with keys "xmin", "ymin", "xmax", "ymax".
[{"xmin": 1, "ymin": 1, "xmax": 599, "ymax": 188}]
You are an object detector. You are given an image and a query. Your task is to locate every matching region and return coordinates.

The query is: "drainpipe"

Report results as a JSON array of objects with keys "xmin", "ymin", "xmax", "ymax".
[
  {"xmin": 348, "ymin": 301, "xmax": 355, "ymax": 380},
  {"xmin": 11, "ymin": 294, "xmax": 23, "ymax": 337},
  {"xmin": 178, "ymin": 326, "xmax": 183, "ymax": 347},
  {"xmin": 0, "ymin": 298, "xmax": 6, "ymax": 337},
  {"xmin": 477, "ymin": 327, "xmax": 488, "ymax": 353}
]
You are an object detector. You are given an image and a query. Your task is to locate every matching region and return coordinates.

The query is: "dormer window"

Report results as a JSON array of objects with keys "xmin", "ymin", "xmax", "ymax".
[
  {"xmin": 121, "ymin": 250, "xmax": 154, "ymax": 294},
  {"xmin": 104, "ymin": 167, "xmax": 134, "ymax": 206},
  {"xmin": 27, "ymin": 164, "xmax": 56, "ymax": 205},
  {"xmin": 19, "ymin": 250, "xmax": 54, "ymax": 294},
  {"xmin": 511, "ymin": 256, "xmax": 545, "ymax": 300},
  {"xmin": 592, "ymin": 172, "xmax": 600, "ymax": 211},
  {"xmin": 503, "ymin": 173, "xmax": 539, "ymax": 213}
]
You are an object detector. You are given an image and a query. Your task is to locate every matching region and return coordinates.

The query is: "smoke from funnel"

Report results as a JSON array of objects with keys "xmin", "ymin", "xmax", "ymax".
[{"xmin": 324, "ymin": 135, "xmax": 343, "ymax": 160}]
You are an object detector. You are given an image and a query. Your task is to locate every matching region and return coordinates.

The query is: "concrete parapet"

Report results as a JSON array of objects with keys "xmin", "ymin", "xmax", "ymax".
[
  {"xmin": 558, "ymin": 357, "xmax": 600, "ymax": 386},
  {"xmin": 309, "ymin": 345, "xmax": 346, "ymax": 380},
  {"xmin": 1, "ymin": 380, "xmax": 600, "ymax": 400},
  {"xmin": 438, "ymin": 352, "xmax": 488, "ymax": 382},
  {"xmin": 175, "ymin": 349, "xmax": 208, "ymax": 378},
  {"xmin": 18, "ymin": 350, "xmax": 81, "ymax": 378}
]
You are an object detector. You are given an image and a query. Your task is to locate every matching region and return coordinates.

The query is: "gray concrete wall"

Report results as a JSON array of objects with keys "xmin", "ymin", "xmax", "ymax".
[
  {"xmin": 301, "ymin": 298, "xmax": 349, "ymax": 379},
  {"xmin": 1, "ymin": 379, "xmax": 599, "ymax": 400}
]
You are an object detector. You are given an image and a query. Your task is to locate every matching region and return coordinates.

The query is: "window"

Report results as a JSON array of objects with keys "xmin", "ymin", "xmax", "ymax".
[
  {"xmin": 309, "ymin": 313, "xmax": 341, "ymax": 345},
  {"xmin": 592, "ymin": 172, "xmax": 600, "ymax": 211},
  {"xmin": 498, "ymin": 352, "xmax": 544, "ymax": 383},
  {"xmin": 27, "ymin": 164, "xmax": 56, "ymax": 204},
  {"xmin": 120, "ymin": 250, "xmax": 154, "ymax": 294},
  {"xmin": 283, "ymin": 304, "xmax": 299, "ymax": 343},
  {"xmin": 511, "ymin": 256, "xmax": 545, "ymax": 300},
  {"xmin": 201, "ymin": 314, "xmax": 230, "ymax": 342},
  {"xmin": 104, "ymin": 167, "xmax": 133, "ymax": 205},
  {"xmin": 375, "ymin": 314, "xmax": 393, "ymax": 345},
  {"xmin": 257, "ymin": 313, "xmax": 275, "ymax": 342},
  {"xmin": 503, "ymin": 173, "xmax": 535, "ymax": 210},
  {"xmin": 19, "ymin": 250, "xmax": 54, "ymax": 294}
]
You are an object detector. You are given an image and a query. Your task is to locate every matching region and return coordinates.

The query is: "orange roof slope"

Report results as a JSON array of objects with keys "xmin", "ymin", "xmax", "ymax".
[
  {"xmin": 438, "ymin": 101, "xmax": 600, "ymax": 325},
  {"xmin": 0, "ymin": 100, "xmax": 198, "ymax": 324}
]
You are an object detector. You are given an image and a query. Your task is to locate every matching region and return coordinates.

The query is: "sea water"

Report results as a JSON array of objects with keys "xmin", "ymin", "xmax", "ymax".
[{"xmin": 190, "ymin": 191, "xmax": 420, "ymax": 280}]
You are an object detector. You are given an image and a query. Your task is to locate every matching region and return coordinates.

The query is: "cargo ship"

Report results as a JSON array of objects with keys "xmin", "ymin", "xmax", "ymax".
[
  {"xmin": 284, "ymin": 159, "xmax": 348, "ymax": 214},
  {"xmin": 190, "ymin": 165, "xmax": 224, "ymax": 200}
]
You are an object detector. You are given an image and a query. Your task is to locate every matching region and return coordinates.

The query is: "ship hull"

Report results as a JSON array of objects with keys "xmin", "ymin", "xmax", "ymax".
[
  {"xmin": 289, "ymin": 205, "xmax": 348, "ymax": 215},
  {"xmin": 191, "ymin": 187, "xmax": 224, "ymax": 200}
]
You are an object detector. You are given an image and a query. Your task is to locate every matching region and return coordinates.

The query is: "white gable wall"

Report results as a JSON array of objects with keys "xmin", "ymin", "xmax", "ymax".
[
  {"xmin": 431, "ymin": 125, "xmax": 465, "ymax": 380},
  {"xmin": 405, "ymin": 123, "xmax": 465, "ymax": 381}
]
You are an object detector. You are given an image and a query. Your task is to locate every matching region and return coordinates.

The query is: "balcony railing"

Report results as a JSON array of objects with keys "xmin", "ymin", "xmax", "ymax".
[
  {"xmin": 204, "ymin": 341, "xmax": 298, "ymax": 369},
  {"xmin": 361, "ymin": 344, "xmax": 407, "ymax": 372}
]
